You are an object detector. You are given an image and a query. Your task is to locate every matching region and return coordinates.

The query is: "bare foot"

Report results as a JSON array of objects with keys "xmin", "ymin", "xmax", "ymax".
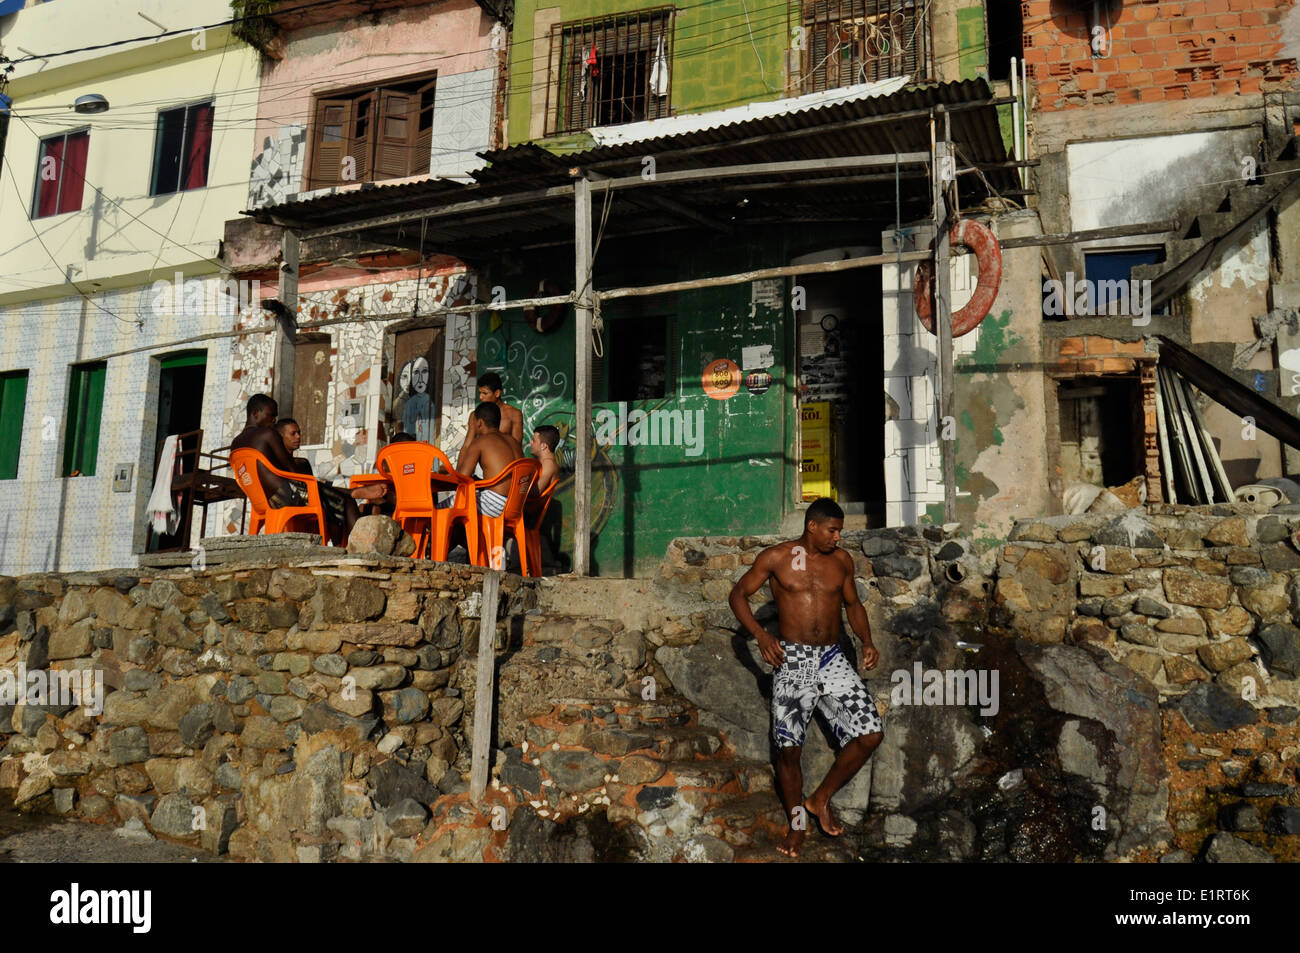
[
  {"xmin": 776, "ymin": 827, "xmax": 806, "ymax": 857},
  {"xmin": 804, "ymin": 795, "xmax": 844, "ymax": 837}
]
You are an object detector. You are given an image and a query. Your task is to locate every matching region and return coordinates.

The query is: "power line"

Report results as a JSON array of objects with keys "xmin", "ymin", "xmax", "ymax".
[
  {"xmin": 8, "ymin": 113, "xmax": 227, "ymax": 272},
  {"xmin": 0, "ymin": 160, "xmax": 140, "ymax": 330},
  {"xmin": 6, "ymin": 0, "xmax": 351, "ymax": 64}
]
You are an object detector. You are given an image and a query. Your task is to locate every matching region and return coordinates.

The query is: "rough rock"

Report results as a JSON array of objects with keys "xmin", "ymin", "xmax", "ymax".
[
  {"xmin": 346, "ymin": 516, "xmax": 409, "ymax": 557},
  {"xmin": 1175, "ymin": 683, "xmax": 1258, "ymax": 733},
  {"xmin": 1203, "ymin": 833, "xmax": 1274, "ymax": 863}
]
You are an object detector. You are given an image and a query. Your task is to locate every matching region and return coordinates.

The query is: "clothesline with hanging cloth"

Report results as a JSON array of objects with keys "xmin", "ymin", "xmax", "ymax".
[
  {"xmin": 147, "ymin": 434, "xmax": 184, "ymax": 537},
  {"xmin": 650, "ymin": 33, "xmax": 669, "ymax": 98}
]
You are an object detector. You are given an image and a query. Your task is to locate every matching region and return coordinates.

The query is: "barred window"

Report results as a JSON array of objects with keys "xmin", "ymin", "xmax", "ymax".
[
  {"xmin": 547, "ymin": 6, "xmax": 674, "ymax": 136},
  {"xmin": 798, "ymin": 0, "xmax": 931, "ymax": 95}
]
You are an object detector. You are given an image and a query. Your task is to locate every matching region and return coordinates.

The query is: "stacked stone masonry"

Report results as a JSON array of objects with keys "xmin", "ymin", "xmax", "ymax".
[{"xmin": 5, "ymin": 505, "xmax": 1300, "ymax": 861}]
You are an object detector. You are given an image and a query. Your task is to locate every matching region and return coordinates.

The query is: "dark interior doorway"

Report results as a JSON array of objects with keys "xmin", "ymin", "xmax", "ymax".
[
  {"xmin": 147, "ymin": 351, "xmax": 207, "ymax": 552},
  {"xmin": 795, "ymin": 264, "xmax": 885, "ymax": 526}
]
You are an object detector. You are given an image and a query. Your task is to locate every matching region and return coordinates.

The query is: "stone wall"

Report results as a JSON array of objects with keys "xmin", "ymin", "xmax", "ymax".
[
  {"xmin": 0, "ymin": 558, "xmax": 534, "ymax": 862},
  {"xmin": 6, "ymin": 506, "xmax": 1300, "ymax": 862},
  {"xmin": 648, "ymin": 507, "xmax": 1300, "ymax": 861}
]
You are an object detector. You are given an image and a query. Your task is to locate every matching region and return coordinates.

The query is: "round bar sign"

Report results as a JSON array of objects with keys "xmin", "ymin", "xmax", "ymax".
[{"xmin": 702, "ymin": 358, "xmax": 741, "ymax": 400}]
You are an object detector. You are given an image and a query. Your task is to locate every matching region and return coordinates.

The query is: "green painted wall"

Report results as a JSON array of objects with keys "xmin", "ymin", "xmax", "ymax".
[
  {"xmin": 478, "ymin": 224, "xmax": 876, "ymax": 576},
  {"xmin": 956, "ymin": 6, "xmax": 987, "ymax": 82},
  {"xmin": 507, "ymin": 0, "xmax": 797, "ymax": 146}
]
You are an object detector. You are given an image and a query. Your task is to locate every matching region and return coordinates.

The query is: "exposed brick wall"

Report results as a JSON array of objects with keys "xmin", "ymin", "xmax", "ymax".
[
  {"xmin": 1023, "ymin": 0, "xmax": 1300, "ymax": 111},
  {"xmin": 1051, "ymin": 337, "xmax": 1162, "ymax": 502}
]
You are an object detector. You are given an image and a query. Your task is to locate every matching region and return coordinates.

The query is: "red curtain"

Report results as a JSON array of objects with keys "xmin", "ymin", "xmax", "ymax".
[
  {"xmin": 35, "ymin": 135, "xmax": 63, "ymax": 217},
  {"xmin": 58, "ymin": 131, "xmax": 89, "ymax": 214},
  {"xmin": 183, "ymin": 103, "xmax": 213, "ymax": 191}
]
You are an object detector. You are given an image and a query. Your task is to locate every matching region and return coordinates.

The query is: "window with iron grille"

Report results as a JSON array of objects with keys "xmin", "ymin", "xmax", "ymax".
[
  {"xmin": 547, "ymin": 7, "xmax": 674, "ymax": 137},
  {"xmin": 308, "ymin": 73, "xmax": 436, "ymax": 190},
  {"xmin": 798, "ymin": 0, "xmax": 931, "ymax": 94}
]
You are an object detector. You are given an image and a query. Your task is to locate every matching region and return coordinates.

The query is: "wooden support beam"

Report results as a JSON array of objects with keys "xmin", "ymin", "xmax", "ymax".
[
  {"xmin": 273, "ymin": 229, "xmax": 300, "ymax": 418},
  {"xmin": 998, "ymin": 220, "xmax": 1180, "ymax": 249},
  {"xmin": 469, "ymin": 569, "xmax": 501, "ymax": 806},
  {"xmin": 573, "ymin": 177, "xmax": 594, "ymax": 577},
  {"xmin": 933, "ymin": 139, "xmax": 956, "ymax": 524},
  {"xmin": 598, "ymin": 250, "xmax": 931, "ymax": 302},
  {"xmin": 293, "ymin": 155, "xmax": 930, "ymax": 242}
]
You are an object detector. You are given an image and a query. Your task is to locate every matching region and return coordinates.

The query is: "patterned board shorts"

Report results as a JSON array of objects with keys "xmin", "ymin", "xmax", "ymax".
[
  {"xmin": 772, "ymin": 641, "xmax": 884, "ymax": 749},
  {"xmin": 434, "ymin": 488, "xmax": 508, "ymax": 517}
]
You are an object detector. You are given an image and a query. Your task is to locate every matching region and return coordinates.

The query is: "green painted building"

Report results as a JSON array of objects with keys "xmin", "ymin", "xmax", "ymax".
[{"xmin": 474, "ymin": 1, "xmax": 1019, "ymax": 575}]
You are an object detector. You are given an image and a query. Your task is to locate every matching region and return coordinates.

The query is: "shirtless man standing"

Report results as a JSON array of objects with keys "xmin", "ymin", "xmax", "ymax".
[
  {"xmin": 728, "ymin": 497, "xmax": 884, "ymax": 858},
  {"xmin": 461, "ymin": 372, "xmax": 523, "ymax": 457}
]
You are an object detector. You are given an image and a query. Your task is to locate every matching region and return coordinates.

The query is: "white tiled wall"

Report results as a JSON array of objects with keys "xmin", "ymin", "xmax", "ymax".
[
  {"xmin": 0, "ymin": 283, "xmax": 235, "ymax": 573},
  {"xmin": 881, "ymin": 225, "xmax": 980, "ymax": 527}
]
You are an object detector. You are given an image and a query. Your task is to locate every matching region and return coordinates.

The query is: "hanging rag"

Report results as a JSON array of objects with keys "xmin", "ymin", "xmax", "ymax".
[
  {"xmin": 147, "ymin": 435, "xmax": 182, "ymax": 536},
  {"xmin": 650, "ymin": 34, "xmax": 669, "ymax": 97}
]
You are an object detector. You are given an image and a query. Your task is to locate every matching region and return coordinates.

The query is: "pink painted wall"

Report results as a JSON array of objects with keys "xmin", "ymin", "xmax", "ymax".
[{"xmin": 250, "ymin": 0, "xmax": 500, "ymax": 174}]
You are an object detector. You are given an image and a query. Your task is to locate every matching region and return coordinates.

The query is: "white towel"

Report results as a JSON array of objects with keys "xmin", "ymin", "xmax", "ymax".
[
  {"xmin": 148, "ymin": 435, "xmax": 182, "ymax": 536},
  {"xmin": 650, "ymin": 35, "xmax": 668, "ymax": 97}
]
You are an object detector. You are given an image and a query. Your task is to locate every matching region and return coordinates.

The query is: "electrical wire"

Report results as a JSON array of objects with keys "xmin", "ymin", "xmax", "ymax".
[
  {"xmin": 0, "ymin": 160, "xmax": 141, "ymax": 329},
  {"xmin": 142, "ymin": 28, "xmax": 235, "ymax": 291},
  {"xmin": 8, "ymin": 113, "xmax": 227, "ymax": 271}
]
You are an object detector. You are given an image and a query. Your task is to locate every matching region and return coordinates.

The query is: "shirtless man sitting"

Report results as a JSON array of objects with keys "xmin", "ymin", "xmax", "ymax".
[
  {"xmin": 232, "ymin": 394, "xmax": 359, "ymax": 546},
  {"xmin": 527, "ymin": 425, "xmax": 561, "ymax": 497},
  {"xmin": 275, "ymin": 418, "xmax": 313, "ymax": 476},
  {"xmin": 454, "ymin": 401, "xmax": 522, "ymax": 517},
  {"xmin": 728, "ymin": 497, "xmax": 884, "ymax": 858},
  {"xmin": 460, "ymin": 372, "xmax": 523, "ymax": 458}
]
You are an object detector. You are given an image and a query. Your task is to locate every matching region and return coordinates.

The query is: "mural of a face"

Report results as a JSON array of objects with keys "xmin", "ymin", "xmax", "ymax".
[
  {"xmin": 398, "ymin": 360, "xmax": 413, "ymax": 396},
  {"xmin": 411, "ymin": 356, "xmax": 430, "ymax": 396}
]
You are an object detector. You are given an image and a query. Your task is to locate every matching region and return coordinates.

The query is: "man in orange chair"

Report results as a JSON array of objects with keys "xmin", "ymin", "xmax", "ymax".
[
  {"xmin": 455, "ymin": 401, "xmax": 523, "ymax": 518},
  {"xmin": 275, "ymin": 418, "xmax": 314, "ymax": 476},
  {"xmin": 528, "ymin": 425, "xmax": 560, "ymax": 497},
  {"xmin": 232, "ymin": 394, "xmax": 358, "ymax": 546}
]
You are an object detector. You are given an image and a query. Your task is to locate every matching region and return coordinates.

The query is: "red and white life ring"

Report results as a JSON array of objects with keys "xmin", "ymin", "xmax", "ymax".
[
  {"xmin": 912, "ymin": 219, "xmax": 1003, "ymax": 337},
  {"xmin": 523, "ymin": 279, "xmax": 567, "ymax": 334}
]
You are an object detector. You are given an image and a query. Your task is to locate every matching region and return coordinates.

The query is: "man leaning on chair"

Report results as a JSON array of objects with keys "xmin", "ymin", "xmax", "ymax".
[{"xmin": 231, "ymin": 394, "xmax": 359, "ymax": 546}]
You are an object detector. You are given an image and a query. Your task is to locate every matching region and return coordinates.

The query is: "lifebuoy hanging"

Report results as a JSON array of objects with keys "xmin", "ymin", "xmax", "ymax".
[
  {"xmin": 523, "ymin": 279, "xmax": 567, "ymax": 334},
  {"xmin": 912, "ymin": 219, "xmax": 1003, "ymax": 337}
]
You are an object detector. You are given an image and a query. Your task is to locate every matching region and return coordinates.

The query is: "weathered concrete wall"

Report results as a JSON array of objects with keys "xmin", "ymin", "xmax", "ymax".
[
  {"xmin": 881, "ymin": 209, "xmax": 1051, "ymax": 543},
  {"xmin": 247, "ymin": 0, "xmax": 500, "ymax": 206},
  {"xmin": 214, "ymin": 265, "xmax": 479, "ymax": 535}
]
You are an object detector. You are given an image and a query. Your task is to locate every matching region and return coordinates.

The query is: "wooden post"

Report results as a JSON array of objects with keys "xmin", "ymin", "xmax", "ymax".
[
  {"xmin": 274, "ymin": 229, "xmax": 300, "ymax": 417},
  {"xmin": 573, "ymin": 176, "xmax": 593, "ymax": 576},
  {"xmin": 469, "ymin": 569, "xmax": 502, "ymax": 806},
  {"xmin": 933, "ymin": 139, "xmax": 956, "ymax": 524}
]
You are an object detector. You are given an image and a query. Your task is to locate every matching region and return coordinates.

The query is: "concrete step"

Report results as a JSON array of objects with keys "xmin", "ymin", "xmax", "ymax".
[{"xmin": 533, "ymin": 577, "xmax": 666, "ymax": 632}]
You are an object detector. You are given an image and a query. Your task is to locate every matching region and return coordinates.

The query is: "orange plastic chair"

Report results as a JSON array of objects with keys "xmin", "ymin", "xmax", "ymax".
[
  {"xmin": 471, "ymin": 459, "xmax": 540, "ymax": 573},
  {"xmin": 377, "ymin": 442, "xmax": 472, "ymax": 560},
  {"xmin": 522, "ymin": 477, "xmax": 558, "ymax": 578},
  {"xmin": 230, "ymin": 448, "xmax": 327, "ymax": 539}
]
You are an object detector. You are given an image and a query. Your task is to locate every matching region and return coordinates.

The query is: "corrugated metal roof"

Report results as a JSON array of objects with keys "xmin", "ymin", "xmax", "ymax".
[{"xmin": 249, "ymin": 79, "xmax": 1015, "ymax": 254}]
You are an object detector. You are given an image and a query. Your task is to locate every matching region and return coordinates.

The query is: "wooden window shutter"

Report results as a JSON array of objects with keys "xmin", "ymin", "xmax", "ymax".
[
  {"xmin": 411, "ymin": 78, "xmax": 436, "ymax": 177},
  {"xmin": 350, "ymin": 91, "xmax": 375, "ymax": 184},
  {"xmin": 374, "ymin": 90, "xmax": 415, "ymax": 180},
  {"xmin": 309, "ymin": 98, "xmax": 353, "ymax": 189}
]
